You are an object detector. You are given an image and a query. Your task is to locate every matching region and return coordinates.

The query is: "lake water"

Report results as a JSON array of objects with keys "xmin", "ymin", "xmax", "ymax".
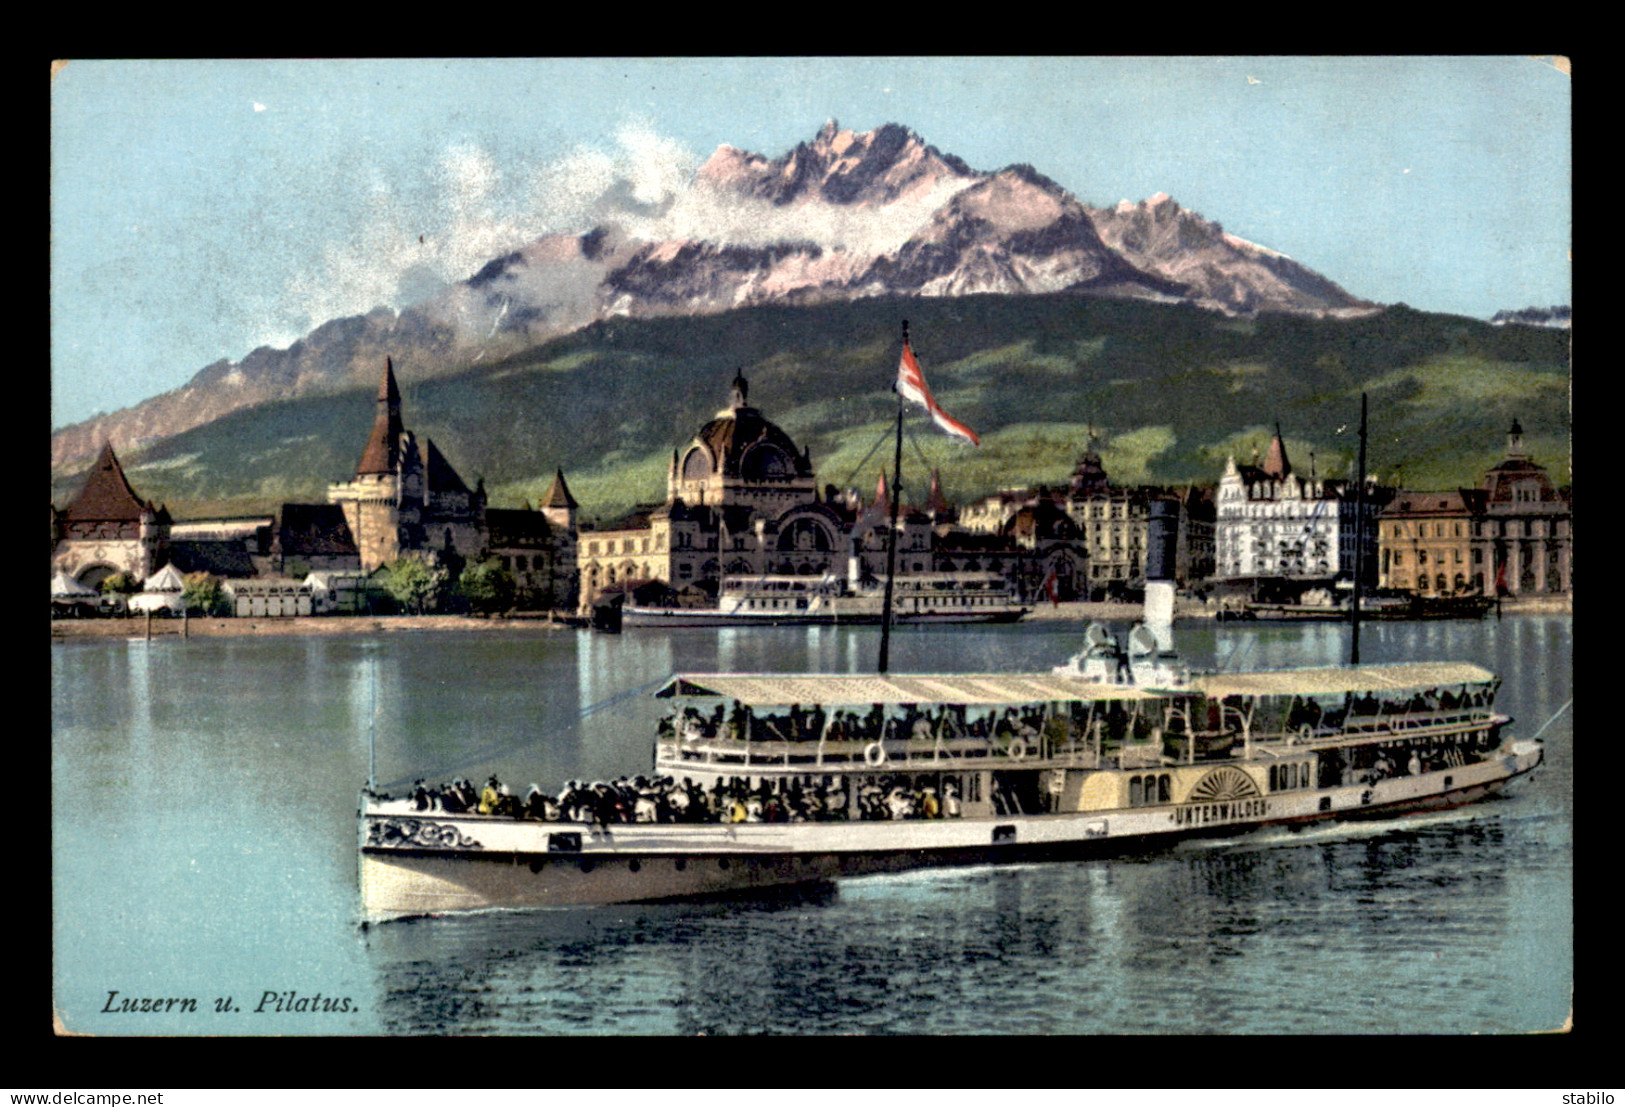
[{"xmin": 51, "ymin": 615, "xmax": 1572, "ymax": 1035}]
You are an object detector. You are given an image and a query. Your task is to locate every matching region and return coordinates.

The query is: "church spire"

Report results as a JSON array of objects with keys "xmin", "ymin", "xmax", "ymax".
[
  {"xmin": 356, "ymin": 358, "xmax": 404, "ymax": 475},
  {"xmin": 1262, "ymin": 421, "xmax": 1291, "ymax": 479}
]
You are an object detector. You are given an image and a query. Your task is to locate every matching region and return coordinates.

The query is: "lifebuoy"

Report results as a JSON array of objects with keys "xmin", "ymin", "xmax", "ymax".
[
  {"xmin": 864, "ymin": 742, "xmax": 887, "ymax": 766},
  {"xmin": 1008, "ymin": 739, "xmax": 1032, "ymax": 761},
  {"xmin": 1296, "ymin": 724, "xmax": 1314, "ymax": 744}
]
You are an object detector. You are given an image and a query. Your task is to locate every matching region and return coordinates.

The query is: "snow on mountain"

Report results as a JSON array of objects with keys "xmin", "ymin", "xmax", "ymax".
[
  {"xmin": 1086, "ymin": 193, "xmax": 1373, "ymax": 317},
  {"xmin": 52, "ymin": 121, "xmax": 1378, "ymax": 470},
  {"xmin": 1490, "ymin": 305, "xmax": 1571, "ymax": 329}
]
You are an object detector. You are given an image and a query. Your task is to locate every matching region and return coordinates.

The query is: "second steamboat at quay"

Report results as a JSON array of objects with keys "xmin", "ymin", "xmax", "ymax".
[{"xmin": 621, "ymin": 571, "xmax": 1029, "ymax": 627}]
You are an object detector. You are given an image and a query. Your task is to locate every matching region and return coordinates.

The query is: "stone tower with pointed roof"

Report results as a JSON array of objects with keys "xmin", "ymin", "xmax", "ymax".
[
  {"xmin": 51, "ymin": 442, "xmax": 172, "ymax": 587},
  {"xmin": 326, "ymin": 358, "xmax": 487, "ymax": 574},
  {"xmin": 314, "ymin": 357, "xmax": 578, "ymax": 606},
  {"xmin": 540, "ymin": 468, "xmax": 579, "ymax": 532}
]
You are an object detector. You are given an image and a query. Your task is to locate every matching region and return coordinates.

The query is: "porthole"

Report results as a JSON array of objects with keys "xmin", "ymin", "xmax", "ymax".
[
  {"xmin": 674, "ymin": 857, "xmax": 687, "ymax": 872},
  {"xmin": 628, "ymin": 859, "xmax": 641, "ymax": 874},
  {"xmin": 579, "ymin": 859, "xmax": 596, "ymax": 874},
  {"xmin": 719, "ymin": 858, "xmax": 730, "ymax": 870}
]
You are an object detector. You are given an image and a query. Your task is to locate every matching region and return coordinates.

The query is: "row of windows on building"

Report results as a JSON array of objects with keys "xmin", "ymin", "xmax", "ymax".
[{"xmin": 1385, "ymin": 518, "xmax": 1568, "ymax": 540}]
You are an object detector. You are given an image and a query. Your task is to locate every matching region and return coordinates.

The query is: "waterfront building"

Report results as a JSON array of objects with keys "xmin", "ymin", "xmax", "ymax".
[
  {"xmin": 577, "ymin": 374, "xmax": 870, "ymax": 608},
  {"xmin": 223, "ymin": 577, "xmax": 314, "ymax": 617},
  {"xmin": 486, "ymin": 470, "xmax": 580, "ymax": 611},
  {"xmin": 272, "ymin": 504, "xmax": 361, "ymax": 577},
  {"xmin": 325, "ymin": 360, "xmax": 485, "ymax": 574},
  {"xmin": 1063, "ymin": 440, "xmax": 1150, "ymax": 598},
  {"xmin": 1379, "ymin": 489, "xmax": 1482, "ymax": 594},
  {"xmin": 1377, "ymin": 419, "xmax": 1571, "ymax": 597},
  {"xmin": 314, "ymin": 358, "xmax": 578, "ymax": 608},
  {"xmin": 1477, "ymin": 419, "xmax": 1571, "ymax": 595},
  {"xmin": 961, "ymin": 436, "xmax": 1215, "ymax": 598},
  {"xmin": 50, "ymin": 442, "xmax": 171, "ymax": 589},
  {"xmin": 576, "ymin": 371, "xmax": 1092, "ymax": 608},
  {"xmin": 1214, "ymin": 425, "xmax": 1388, "ymax": 583},
  {"xmin": 1173, "ymin": 485, "xmax": 1217, "ymax": 586},
  {"xmin": 166, "ymin": 516, "xmax": 275, "ymax": 578},
  {"xmin": 933, "ymin": 496, "xmax": 1087, "ymax": 600}
]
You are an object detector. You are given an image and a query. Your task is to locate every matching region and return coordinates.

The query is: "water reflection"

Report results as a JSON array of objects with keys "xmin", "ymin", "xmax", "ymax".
[{"xmin": 52, "ymin": 615, "xmax": 1571, "ymax": 1035}]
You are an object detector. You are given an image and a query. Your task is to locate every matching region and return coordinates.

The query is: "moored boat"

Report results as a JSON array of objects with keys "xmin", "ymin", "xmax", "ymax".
[
  {"xmin": 622, "ymin": 571, "xmax": 1029, "ymax": 627},
  {"xmin": 1241, "ymin": 593, "xmax": 1494, "ymax": 621}
]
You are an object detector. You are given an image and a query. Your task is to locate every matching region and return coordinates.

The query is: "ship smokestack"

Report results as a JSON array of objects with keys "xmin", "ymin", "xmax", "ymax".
[
  {"xmin": 1129, "ymin": 499, "xmax": 1188, "ymax": 687},
  {"xmin": 1143, "ymin": 499, "xmax": 1179, "ymax": 648}
]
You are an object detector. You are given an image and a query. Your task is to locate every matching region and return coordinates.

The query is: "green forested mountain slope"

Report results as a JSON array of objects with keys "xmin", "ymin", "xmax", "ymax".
[{"xmin": 53, "ymin": 295, "xmax": 1570, "ymax": 525}]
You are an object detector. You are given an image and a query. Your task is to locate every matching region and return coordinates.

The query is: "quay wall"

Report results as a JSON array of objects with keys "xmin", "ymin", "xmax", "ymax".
[{"xmin": 49, "ymin": 595, "xmax": 1570, "ymax": 640}]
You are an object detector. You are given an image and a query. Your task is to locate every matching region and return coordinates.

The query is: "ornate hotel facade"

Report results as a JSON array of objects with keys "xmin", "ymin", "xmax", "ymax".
[
  {"xmin": 1214, "ymin": 427, "xmax": 1388, "ymax": 583},
  {"xmin": 1379, "ymin": 419, "xmax": 1571, "ymax": 596}
]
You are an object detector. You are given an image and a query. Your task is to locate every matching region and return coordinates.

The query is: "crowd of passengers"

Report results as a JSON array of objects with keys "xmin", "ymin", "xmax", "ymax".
[
  {"xmin": 405, "ymin": 773, "xmax": 964, "ymax": 824},
  {"xmin": 1311, "ymin": 726, "xmax": 1501, "ymax": 788},
  {"xmin": 662, "ymin": 701, "xmax": 1054, "ymax": 745},
  {"xmin": 1283, "ymin": 687, "xmax": 1491, "ymax": 733}
]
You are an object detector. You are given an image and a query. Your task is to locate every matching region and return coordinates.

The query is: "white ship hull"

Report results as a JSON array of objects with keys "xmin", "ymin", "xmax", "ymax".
[
  {"xmin": 621, "ymin": 572, "xmax": 1029, "ymax": 628},
  {"xmin": 359, "ymin": 738, "xmax": 1541, "ymax": 921},
  {"xmin": 620, "ymin": 605, "xmax": 1027, "ymax": 627}
]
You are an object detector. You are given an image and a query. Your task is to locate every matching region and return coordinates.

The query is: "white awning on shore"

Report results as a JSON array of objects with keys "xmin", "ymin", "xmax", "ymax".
[{"xmin": 51, "ymin": 571, "xmax": 97, "ymax": 598}]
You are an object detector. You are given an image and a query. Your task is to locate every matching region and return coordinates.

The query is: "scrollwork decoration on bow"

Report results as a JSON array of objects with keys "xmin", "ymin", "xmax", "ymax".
[{"xmin": 367, "ymin": 818, "xmax": 483, "ymax": 850}]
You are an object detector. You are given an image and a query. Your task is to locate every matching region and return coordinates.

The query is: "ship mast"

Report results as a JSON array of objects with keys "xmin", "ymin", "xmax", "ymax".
[
  {"xmin": 877, "ymin": 321, "xmax": 907, "ymax": 674},
  {"xmin": 1350, "ymin": 392, "xmax": 1368, "ymax": 665},
  {"xmin": 367, "ymin": 653, "xmax": 378, "ymax": 793}
]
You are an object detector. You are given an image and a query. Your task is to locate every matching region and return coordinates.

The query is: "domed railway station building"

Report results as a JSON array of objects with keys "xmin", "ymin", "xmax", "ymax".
[{"xmin": 574, "ymin": 371, "xmax": 1092, "ymax": 611}]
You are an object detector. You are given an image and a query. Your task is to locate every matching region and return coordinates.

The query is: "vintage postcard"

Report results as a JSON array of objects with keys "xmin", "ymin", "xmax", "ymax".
[{"xmin": 50, "ymin": 57, "xmax": 1570, "ymax": 1044}]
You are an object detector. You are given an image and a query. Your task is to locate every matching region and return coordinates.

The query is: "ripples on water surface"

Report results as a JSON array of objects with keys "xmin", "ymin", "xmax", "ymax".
[{"xmin": 52, "ymin": 616, "xmax": 1571, "ymax": 1035}]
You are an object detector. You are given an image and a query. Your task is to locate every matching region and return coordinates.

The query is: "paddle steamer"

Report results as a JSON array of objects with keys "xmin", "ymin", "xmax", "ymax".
[{"xmin": 357, "ymin": 335, "xmax": 1541, "ymax": 921}]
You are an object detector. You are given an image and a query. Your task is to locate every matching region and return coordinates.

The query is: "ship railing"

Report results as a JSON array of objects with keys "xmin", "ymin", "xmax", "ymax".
[
  {"xmin": 1338, "ymin": 706, "xmax": 1498, "ymax": 733},
  {"xmin": 1266, "ymin": 710, "xmax": 1502, "ymax": 749},
  {"xmin": 657, "ymin": 734, "xmax": 1013, "ymax": 768},
  {"xmin": 655, "ymin": 731, "xmax": 1107, "ymax": 769},
  {"xmin": 1117, "ymin": 744, "xmax": 1164, "ymax": 769}
]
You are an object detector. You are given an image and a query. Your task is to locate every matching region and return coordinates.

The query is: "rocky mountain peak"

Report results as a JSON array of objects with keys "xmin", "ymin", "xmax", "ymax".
[
  {"xmin": 704, "ymin": 120, "xmax": 977, "ymax": 208},
  {"xmin": 52, "ymin": 120, "xmax": 1380, "ymax": 473}
]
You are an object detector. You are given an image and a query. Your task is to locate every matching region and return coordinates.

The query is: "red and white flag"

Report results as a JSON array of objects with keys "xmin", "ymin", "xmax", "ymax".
[{"xmin": 897, "ymin": 339, "xmax": 979, "ymax": 446}]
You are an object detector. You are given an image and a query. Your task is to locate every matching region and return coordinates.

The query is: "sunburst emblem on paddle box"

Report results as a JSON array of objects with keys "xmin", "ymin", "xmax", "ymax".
[{"xmin": 1185, "ymin": 766, "xmax": 1262, "ymax": 803}]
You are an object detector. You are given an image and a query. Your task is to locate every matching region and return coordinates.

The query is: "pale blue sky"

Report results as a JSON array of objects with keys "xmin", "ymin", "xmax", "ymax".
[{"xmin": 50, "ymin": 56, "xmax": 1571, "ymax": 430}]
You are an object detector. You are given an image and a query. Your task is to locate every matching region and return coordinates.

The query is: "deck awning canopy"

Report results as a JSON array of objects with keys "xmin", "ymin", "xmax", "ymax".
[
  {"xmin": 1191, "ymin": 661, "xmax": 1496, "ymax": 700},
  {"xmin": 655, "ymin": 673, "xmax": 1162, "ymax": 707}
]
